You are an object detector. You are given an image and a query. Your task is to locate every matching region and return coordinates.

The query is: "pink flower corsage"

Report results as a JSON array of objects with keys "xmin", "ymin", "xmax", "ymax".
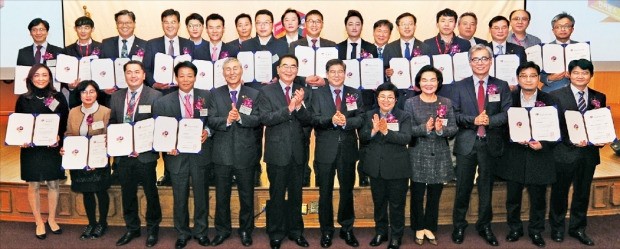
[
  {"xmin": 591, "ymin": 99, "xmax": 601, "ymax": 109},
  {"xmin": 92, "ymin": 47, "xmax": 100, "ymax": 56},
  {"xmin": 412, "ymin": 47, "xmax": 422, "ymax": 57},
  {"xmin": 385, "ymin": 113, "xmax": 398, "ymax": 123},
  {"xmin": 360, "ymin": 49, "xmax": 373, "ymax": 59},
  {"xmin": 487, "ymin": 84, "xmax": 498, "ymax": 95},
  {"xmin": 534, "ymin": 101, "xmax": 546, "ymax": 107},
  {"xmin": 436, "ymin": 104, "xmax": 447, "ymax": 118},
  {"xmin": 345, "ymin": 93, "xmax": 357, "ymax": 104},
  {"xmin": 136, "ymin": 48, "xmax": 145, "ymax": 57},
  {"xmin": 42, "ymin": 52, "xmax": 54, "ymax": 60},
  {"xmin": 44, "ymin": 96, "xmax": 54, "ymax": 107},
  {"xmin": 449, "ymin": 44, "xmax": 460, "ymax": 55},
  {"xmin": 219, "ymin": 51, "xmax": 229, "ymax": 60},
  {"xmin": 195, "ymin": 97, "xmax": 205, "ymax": 110},
  {"xmin": 182, "ymin": 47, "xmax": 190, "ymax": 55},
  {"xmin": 242, "ymin": 96, "xmax": 253, "ymax": 108},
  {"xmin": 86, "ymin": 114, "xmax": 94, "ymax": 126}
]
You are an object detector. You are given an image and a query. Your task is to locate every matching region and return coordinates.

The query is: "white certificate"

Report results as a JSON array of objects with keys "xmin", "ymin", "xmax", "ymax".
[
  {"xmin": 153, "ymin": 116, "xmax": 178, "ymax": 152},
  {"xmin": 62, "ymin": 136, "xmax": 89, "ymax": 170},
  {"xmin": 390, "ymin": 58, "xmax": 412, "ymax": 89},
  {"xmin": 565, "ymin": 42, "xmax": 591, "ymax": 69},
  {"xmin": 343, "ymin": 59, "xmax": 360, "ymax": 88},
  {"xmin": 55, "ymin": 54, "xmax": 78, "ymax": 83},
  {"xmin": 114, "ymin": 58, "xmax": 130, "ymax": 88},
  {"xmin": 542, "ymin": 43, "xmax": 565, "ymax": 73},
  {"xmin": 90, "ymin": 58, "xmax": 115, "ymax": 89},
  {"xmin": 87, "ymin": 134, "xmax": 108, "ymax": 168},
  {"xmin": 14, "ymin": 66, "xmax": 30, "ymax": 95},
  {"xmin": 5, "ymin": 113, "xmax": 34, "ymax": 146},
  {"xmin": 411, "ymin": 55, "xmax": 432, "ymax": 83},
  {"xmin": 213, "ymin": 59, "xmax": 227, "ymax": 88},
  {"xmin": 79, "ymin": 56, "xmax": 96, "ymax": 81},
  {"xmin": 133, "ymin": 118, "xmax": 155, "ymax": 153},
  {"xmin": 254, "ymin": 51, "xmax": 273, "ymax": 83},
  {"xmin": 525, "ymin": 44, "xmax": 543, "ymax": 68},
  {"xmin": 32, "ymin": 114, "xmax": 60, "ymax": 146},
  {"xmin": 583, "ymin": 108, "xmax": 616, "ymax": 144},
  {"xmin": 315, "ymin": 47, "xmax": 338, "ymax": 78},
  {"xmin": 507, "ymin": 107, "xmax": 531, "ymax": 142},
  {"xmin": 237, "ymin": 51, "xmax": 255, "ymax": 83},
  {"xmin": 295, "ymin": 46, "xmax": 315, "ymax": 77},
  {"xmin": 360, "ymin": 58, "xmax": 384, "ymax": 90},
  {"xmin": 432, "ymin": 54, "xmax": 454, "ymax": 84},
  {"xmin": 49, "ymin": 67, "xmax": 62, "ymax": 91},
  {"xmin": 153, "ymin": 53, "xmax": 174, "ymax": 84},
  {"xmin": 452, "ymin": 52, "xmax": 472, "ymax": 82},
  {"xmin": 106, "ymin": 123, "xmax": 133, "ymax": 156},
  {"xmin": 564, "ymin": 110, "xmax": 588, "ymax": 144},
  {"xmin": 530, "ymin": 106, "xmax": 561, "ymax": 141},
  {"xmin": 193, "ymin": 59, "xmax": 213, "ymax": 90},
  {"xmin": 176, "ymin": 118, "xmax": 203, "ymax": 153},
  {"xmin": 494, "ymin": 54, "xmax": 520, "ymax": 86}
]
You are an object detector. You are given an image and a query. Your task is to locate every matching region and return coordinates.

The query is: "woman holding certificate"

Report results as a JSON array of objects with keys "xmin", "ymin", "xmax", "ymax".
[
  {"xmin": 15, "ymin": 64, "xmax": 69, "ymax": 239},
  {"xmin": 404, "ymin": 65, "xmax": 457, "ymax": 245},
  {"xmin": 61, "ymin": 80, "xmax": 111, "ymax": 240}
]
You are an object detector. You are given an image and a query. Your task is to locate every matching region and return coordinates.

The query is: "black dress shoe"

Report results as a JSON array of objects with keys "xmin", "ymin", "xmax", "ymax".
[
  {"xmin": 339, "ymin": 231, "xmax": 359, "ymax": 247},
  {"xmin": 530, "ymin": 233, "xmax": 546, "ymax": 247},
  {"xmin": 157, "ymin": 175, "xmax": 171, "ymax": 186},
  {"xmin": 569, "ymin": 230, "xmax": 594, "ymax": 246},
  {"xmin": 46, "ymin": 222, "xmax": 62, "ymax": 234},
  {"xmin": 320, "ymin": 233, "xmax": 333, "ymax": 248},
  {"xmin": 90, "ymin": 223, "xmax": 107, "ymax": 239},
  {"xmin": 478, "ymin": 227, "xmax": 499, "ymax": 246},
  {"xmin": 505, "ymin": 230, "xmax": 523, "ymax": 242},
  {"xmin": 175, "ymin": 238, "xmax": 190, "ymax": 249},
  {"xmin": 240, "ymin": 232, "xmax": 252, "ymax": 246},
  {"xmin": 146, "ymin": 234, "xmax": 158, "ymax": 247},
  {"xmin": 289, "ymin": 235, "xmax": 309, "ymax": 247},
  {"xmin": 196, "ymin": 235, "xmax": 210, "ymax": 246},
  {"xmin": 211, "ymin": 234, "xmax": 228, "ymax": 246},
  {"xmin": 80, "ymin": 225, "xmax": 95, "ymax": 240},
  {"xmin": 116, "ymin": 231, "xmax": 141, "ymax": 246},
  {"xmin": 452, "ymin": 228, "xmax": 465, "ymax": 244},
  {"xmin": 387, "ymin": 238, "xmax": 401, "ymax": 249},
  {"xmin": 270, "ymin": 239, "xmax": 282, "ymax": 249},
  {"xmin": 369, "ymin": 234, "xmax": 387, "ymax": 246},
  {"xmin": 551, "ymin": 231, "xmax": 564, "ymax": 242}
]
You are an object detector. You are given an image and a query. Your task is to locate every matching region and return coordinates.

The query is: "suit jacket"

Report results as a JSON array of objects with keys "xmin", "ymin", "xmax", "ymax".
[
  {"xmin": 288, "ymin": 37, "xmax": 337, "ymax": 54},
  {"xmin": 382, "ymin": 38, "xmax": 428, "ymax": 68},
  {"xmin": 62, "ymin": 41, "xmax": 103, "ymax": 58},
  {"xmin": 452, "ymin": 76, "xmax": 512, "ymax": 157},
  {"xmin": 496, "ymin": 90, "xmax": 557, "ymax": 184},
  {"xmin": 278, "ymin": 34, "xmax": 303, "ymax": 44},
  {"xmin": 143, "ymin": 36, "xmax": 195, "ymax": 87},
  {"xmin": 100, "ymin": 36, "xmax": 148, "ymax": 59},
  {"xmin": 311, "ymin": 85, "xmax": 363, "ymax": 164},
  {"xmin": 109, "ymin": 85, "xmax": 162, "ymax": 163},
  {"xmin": 336, "ymin": 39, "xmax": 378, "ymax": 60},
  {"xmin": 226, "ymin": 39, "xmax": 244, "ymax": 55},
  {"xmin": 257, "ymin": 82, "xmax": 313, "ymax": 166},
  {"xmin": 486, "ymin": 41, "xmax": 527, "ymax": 65},
  {"xmin": 193, "ymin": 41, "xmax": 238, "ymax": 61},
  {"xmin": 423, "ymin": 34, "xmax": 471, "ymax": 56},
  {"xmin": 208, "ymin": 85, "xmax": 261, "ymax": 168},
  {"xmin": 473, "ymin": 37, "xmax": 488, "ymax": 45},
  {"xmin": 17, "ymin": 43, "xmax": 63, "ymax": 66},
  {"xmin": 240, "ymin": 36, "xmax": 289, "ymax": 80},
  {"xmin": 359, "ymin": 108, "xmax": 412, "ymax": 179},
  {"xmin": 66, "ymin": 105, "xmax": 111, "ymax": 136},
  {"xmin": 551, "ymin": 86, "xmax": 605, "ymax": 170}
]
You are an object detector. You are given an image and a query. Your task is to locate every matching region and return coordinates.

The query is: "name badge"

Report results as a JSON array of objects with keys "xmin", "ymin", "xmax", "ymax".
[
  {"xmin": 272, "ymin": 54, "xmax": 279, "ymax": 64},
  {"xmin": 387, "ymin": 123, "xmax": 399, "ymax": 131},
  {"xmin": 138, "ymin": 105, "xmax": 151, "ymax": 113},
  {"xmin": 239, "ymin": 105, "xmax": 252, "ymax": 115},
  {"xmin": 91, "ymin": 120, "xmax": 104, "ymax": 130},
  {"xmin": 439, "ymin": 118, "xmax": 448, "ymax": 126},
  {"xmin": 46, "ymin": 59, "xmax": 57, "ymax": 67},
  {"xmin": 489, "ymin": 94, "xmax": 500, "ymax": 102},
  {"xmin": 48, "ymin": 99, "xmax": 59, "ymax": 112},
  {"xmin": 200, "ymin": 108, "xmax": 208, "ymax": 116},
  {"xmin": 346, "ymin": 102, "xmax": 358, "ymax": 111}
]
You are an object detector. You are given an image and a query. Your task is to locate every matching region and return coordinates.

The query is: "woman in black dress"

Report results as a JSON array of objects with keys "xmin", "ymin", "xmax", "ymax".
[{"xmin": 16, "ymin": 64, "xmax": 69, "ymax": 239}]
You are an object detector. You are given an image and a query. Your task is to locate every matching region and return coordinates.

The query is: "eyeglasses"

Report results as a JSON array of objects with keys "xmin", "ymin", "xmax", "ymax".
[
  {"xmin": 117, "ymin": 21, "xmax": 134, "ymax": 26},
  {"xmin": 491, "ymin": 26, "xmax": 508, "ymax": 31},
  {"xmin": 306, "ymin": 20, "xmax": 323, "ymax": 25},
  {"xmin": 511, "ymin": 17, "xmax": 530, "ymax": 22},
  {"xmin": 328, "ymin": 70, "xmax": 345, "ymax": 75},
  {"xmin": 378, "ymin": 95, "xmax": 395, "ymax": 101},
  {"xmin": 470, "ymin": 57, "xmax": 491, "ymax": 63},
  {"xmin": 399, "ymin": 22, "xmax": 415, "ymax": 27},
  {"xmin": 80, "ymin": 90, "xmax": 97, "ymax": 96},
  {"xmin": 76, "ymin": 26, "xmax": 92, "ymax": 31},
  {"xmin": 31, "ymin": 28, "xmax": 47, "ymax": 33},
  {"xmin": 279, "ymin": 65, "xmax": 298, "ymax": 71},
  {"xmin": 256, "ymin": 21, "xmax": 272, "ymax": 27},
  {"xmin": 553, "ymin": 25, "xmax": 573, "ymax": 30},
  {"xmin": 518, "ymin": 74, "xmax": 539, "ymax": 80},
  {"xmin": 187, "ymin": 24, "xmax": 203, "ymax": 29}
]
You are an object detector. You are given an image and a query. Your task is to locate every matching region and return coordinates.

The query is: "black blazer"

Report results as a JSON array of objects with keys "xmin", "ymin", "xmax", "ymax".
[
  {"xmin": 486, "ymin": 42, "xmax": 527, "ymax": 65},
  {"xmin": 359, "ymin": 108, "xmax": 412, "ymax": 179},
  {"xmin": 473, "ymin": 37, "xmax": 488, "ymax": 45},
  {"xmin": 288, "ymin": 37, "xmax": 337, "ymax": 54},
  {"xmin": 551, "ymin": 86, "xmax": 605, "ymax": 170},
  {"xmin": 100, "ymin": 36, "xmax": 148, "ymax": 59},
  {"xmin": 277, "ymin": 34, "xmax": 303, "ymax": 44},
  {"xmin": 207, "ymin": 85, "xmax": 261, "ymax": 168},
  {"xmin": 382, "ymin": 38, "xmax": 428, "ymax": 68},
  {"xmin": 496, "ymin": 90, "xmax": 558, "ymax": 184},
  {"xmin": 336, "ymin": 39, "xmax": 378, "ymax": 60},
  {"xmin": 62, "ymin": 41, "xmax": 103, "ymax": 58},
  {"xmin": 17, "ymin": 43, "xmax": 63, "ymax": 66},
  {"xmin": 422, "ymin": 34, "xmax": 472, "ymax": 55},
  {"xmin": 143, "ymin": 36, "xmax": 195, "ymax": 87},
  {"xmin": 239, "ymin": 36, "xmax": 289, "ymax": 80},
  {"xmin": 193, "ymin": 41, "xmax": 238, "ymax": 61},
  {"xmin": 311, "ymin": 85, "xmax": 364, "ymax": 164}
]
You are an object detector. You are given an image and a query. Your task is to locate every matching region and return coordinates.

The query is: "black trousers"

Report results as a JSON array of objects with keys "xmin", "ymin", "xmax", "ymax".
[
  {"xmin": 83, "ymin": 190, "xmax": 110, "ymax": 225},
  {"xmin": 116, "ymin": 158, "xmax": 161, "ymax": 234},
  {"xmin": 549, "ymin": 160, "xmax": 596, "ymax": 233},
  {"xmin": 169, "ymin": 162, "xmax": 208, "ymax": 239},
  {"xmin": 213, "ymin": 164, "xmax": 255, "ymax": 236},
  {"xmin": 411, "ymin": 182, "xmax": 444, "ymax": 232},
  {"xmin": 370, "ymin": 177, "xmax": 408, "ymax": 239},
  {"xmin": 506, "ymin": 181, "xmax": 547, "ymax": 235},
  {"xmin": 453, "ymin": 139, "xmax": 495, "ymax": 231},
  {"xmin": 266, "ymin": 161, "xmax": 304, "ymax": 240}
]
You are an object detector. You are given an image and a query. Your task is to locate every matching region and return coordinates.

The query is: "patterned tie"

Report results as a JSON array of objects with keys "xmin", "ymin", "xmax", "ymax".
[
  {"xmin": 578, "ymin": 91, "xmax": 586, "ymax": 113},
  {"xmin": 378, "ymin": 47, "xmax": 383, "ymax": 59},
  {"xmin": 121, "ymin": 39, "xmax": 128, "ymax": 58},
  {"xmin": 350, "ymin": 43, "xmax": 358, "ymax": 59},
  {"xmin": 124, "ymin": 91, "xmax": 137, "ymax": 123},
  {"xmin": 285, "ymin": 86, "xmax": 291, "ymax": 104},
  {"xmin": 183, "ymin": 94, "xmax": 193, "ymax": 118},
  {"xmin": 404, "ymin": 42, "xmax": 412, "ymax": 60},
  {"xmin": 230, "ymin": 90, "xmax": 238, "ymax": 106},
  {"xmin": 477, "ymin": 80, "xmax": 486, "ymax": 137},
  {"xmin": 168, "ymin": 40, "xmax": 174, "ymax": 56},
  {"xmin": 34, "ymin": 45, "xmax": 42, "ymax": 64},
  {"xmin": 311, "ymin": 39, "xmax": 318, "ymax": 50},
  {"xmin": 211, "ymin": 47, "xmax": 218, "ymax": 61},
  {"xmin": 334, "ymin": 89, "xmax": 342, "ymax": 112},
  {"xmin": 496, "ymin": 45, "xmax": 504, "ymax": 55}
]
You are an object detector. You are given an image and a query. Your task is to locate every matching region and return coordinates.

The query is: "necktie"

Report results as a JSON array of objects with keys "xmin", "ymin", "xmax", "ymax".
[
  {"xmin": 578, "ymin": 91, "xmax": 586, "ymax": 113},
  {"xmin": 125, "ymin": 91, "xmax": 137, "ymax": 123},
  {"xmin": 496, "ymin": 45, "xmax": 504, "ymax": 55},
  {"xmin": 121, "ymin": 39, "xmax": 128, "ymax": 58},
  {"xmin": 183, "ymin": 94, "xmax": 193, "ymax": 118},
  {"xmin": 211, "ymin": 47, "xmax": 218, "ymax": 61},
  {"xmin": 477, "ymin": 80, "xmax": 486, "ymax": 137},
  {"xmin": 334, "ymin": 89, "xmax": 342, "ymax": 112},
  {"xmin": 311, "ymin": 39, "xmax": 318, "ymax": 50},
  {"xmin": 350, "ymin": 43, "xmax": 358, "ymax": 59},
  {"xmin": 285, "ymin": 86, "xmax": 291, "ymax": 105},
  {"xmin": 34, "ymin": 45, "xmax": 42, "ymax": 64},
  {"xmin": 404, "ymin": 42, "xmax": 412, "ymax": 60},
  {"xmin": 168, "ymin": 40, "xmax": 174, "ymax": 56},
  {"xmin": 378, "ymin": 47, "xmax": 383, "ymax": 59},
  {"xmin": 230, "ymin": 90, "xmax": 238, "ymax": 106}
]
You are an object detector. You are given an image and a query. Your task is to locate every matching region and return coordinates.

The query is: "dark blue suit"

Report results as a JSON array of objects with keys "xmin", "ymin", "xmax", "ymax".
[{"xmin": 143, "ymin": 36, "xmax": 195, "ymax": 95}]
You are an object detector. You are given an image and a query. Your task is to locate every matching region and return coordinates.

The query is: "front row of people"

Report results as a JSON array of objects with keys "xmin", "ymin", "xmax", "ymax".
[{"xmin": 17, "ymin": 45, "xmax": 606, "ymax": 249}]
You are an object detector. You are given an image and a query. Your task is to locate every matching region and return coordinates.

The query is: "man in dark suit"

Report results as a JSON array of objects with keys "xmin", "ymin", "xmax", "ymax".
[
  {"xmin": 486, "ymin": 16, "xmax": 527, "ymax": 92},
  {"xmin": 257, "ymin": 55, "xmax": 313, "ymax": 249},
  {"xmin": 451, "ymin": 44, "xmax": 512, "ymax": 246},
  {"xmin": 17, "ymin": 18, "xmax": 63, "ymax": 66},
  {"xmin": 336, "ymin": 10, "xmax": 378, "ymax": 61},
  {"xmin": 184, "ymin": 13, "xmax": 207, "ymax": 47},
  {"xmin": 457, "ymin": 12, "xmax": 487, "ymax": 46},
  {"xmin": 152, "ymin": 61, "xmax": 212, "ymax": 249},
  {"xmin": 207, "ymin": 58, "xmax": 260, "ymax": 247},
  {"xmin": 495, "ymin": 62, "xmax": 557, "ymax": 248},
  {"xmin": 383, "ymin": 12, "xmax": 428, "ymax": 84},
  {"xmin": 227, "ymin": 13, "xmax": 252, "ymax": 52},
  {"xmin": 110, "ymin": 61, "xmax": 162, "ymax": 248},
  {"xmin": 193, "ymin": 13, "xmax": 237, "ymax": 61},
  {"xmin": 279, "ymin": 8, "xmax": 303, "ymax": 45},
  {"xmin": 541, "ymin": 12, "xmax": 579, "ymax": 93},
  {"xmin": 312, "ymin": 59, "xmax": 363, "ymax": 248},
  {"xmin": 549, "ymin": 59, "xmax": 607, "ymax": 246}
]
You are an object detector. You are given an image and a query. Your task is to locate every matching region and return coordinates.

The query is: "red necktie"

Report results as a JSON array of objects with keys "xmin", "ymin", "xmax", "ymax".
[
  {"xmin": 334, "ymin": 89, "xmax": 342, "ymax": 112},
  {"xmin": 34, "ymin": 45, "xmax": 42, "ymax": 64},
  {"xmin": 477, "ymin": 80, "xmax": 486, "ymax": 137},
  {"xmin": 285, "ymin": 86, "xmax": 291, "ymax": 105}
]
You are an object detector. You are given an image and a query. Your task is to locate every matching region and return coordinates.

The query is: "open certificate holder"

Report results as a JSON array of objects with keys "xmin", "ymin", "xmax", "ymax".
[
  {"xmin": 177, "ymin": 118, "xmax": 203, "ymax": 153},
  {"xmin": 582, "ymin": 108, "xmax": 617, "ymax": 144},
  {"xmin": 529, "ymin": 106, "xmax": 561, "ymax": 141},
  {"xmin": 62, "ymin": 136, "xmax": 89, "ymax": 170},
  {"xmin": 508, "ymin": 107, "xmax": 532, "ymax": 142},
  {"xmin": 90, "ymin": 58, "xmax": 115, "ymax": 89},
  {"xmin": 5, "ymin": 113, "xmax": 35, "ymax": 146},
  {"xmin": 55, "ymin": 54, "xmax": 78, "ymax": 83},
  {"xmin": 32, "ymin": 114, "xmax": 60, "ymax": 146},
  {"xmin": 153, "ymin": 53, "xmax": 174, "ymax": 85},
  {"xmin": 153, "ymin": 116, "xmax": 178, "ymax": 152},
  {"xmin": 106, "ymin": 123, "xmax": 133, "ymax": 156}
]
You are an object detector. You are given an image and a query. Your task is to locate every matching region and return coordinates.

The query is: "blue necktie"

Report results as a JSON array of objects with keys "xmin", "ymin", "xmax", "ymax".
[
  {"xmin": 577, "ymin": 91, "xmax": 586, "ymax": 113},
  {"xmin": 404, "ymin": 42, "xmax": 411, "ymax": 60}
]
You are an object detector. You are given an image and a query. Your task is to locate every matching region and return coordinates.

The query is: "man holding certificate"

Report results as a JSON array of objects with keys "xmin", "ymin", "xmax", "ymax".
[
  {"xmin": 486, "ymin": 16, "xmax": 527, "ymax": 92},
  {"xmin": 495, "ymin": 62, "xmax": 557, "ymax": 247},
  {"xmin": 383, "ymin": 12, "xmax": 428, "ymax": 81},
  {"xmin": 549, "ymin": 59, "xmax": 607, "ymax": 246},
  {"xmin": 17, "ymin": 18, "xmax": 63, "ymax": 67},
  {"xmin": 153, "ymin": 61, "xmax": 212, "ymax": 249},
  {"xmin": 451, "ymin": 44, "xmax": 511, "ymax": 246},
  {"xmin": 541, "ymin": 12, "xmax": 579, "ymax": 93}
]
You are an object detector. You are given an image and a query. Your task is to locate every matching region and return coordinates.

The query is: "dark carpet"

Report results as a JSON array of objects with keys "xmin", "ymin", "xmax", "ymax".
[{"xmin": 1, "ymin": 215, "xmax": 619, "ymax": 248}]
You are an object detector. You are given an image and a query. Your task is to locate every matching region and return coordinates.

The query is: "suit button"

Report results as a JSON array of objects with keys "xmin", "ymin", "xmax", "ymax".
[{"xmin": 431, "ymin": 153, "xmax": 435, "ymax": 156}]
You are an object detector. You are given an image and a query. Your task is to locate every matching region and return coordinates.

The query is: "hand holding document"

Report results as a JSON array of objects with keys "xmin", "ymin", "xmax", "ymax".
[
  {"xmin": 32, "ymin": 114, "xmax": 60, "ymax": 146},
  {"xmin": 5, "ymin": 113, "xmax": 35, "ymax": 146},
  {"xmin": 106, "ymin": 123, "xmax": 134, "ymax": 156},
  {"xmin": 508, "ymin": 106, "xmax": 560, "ymax": 142}
]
